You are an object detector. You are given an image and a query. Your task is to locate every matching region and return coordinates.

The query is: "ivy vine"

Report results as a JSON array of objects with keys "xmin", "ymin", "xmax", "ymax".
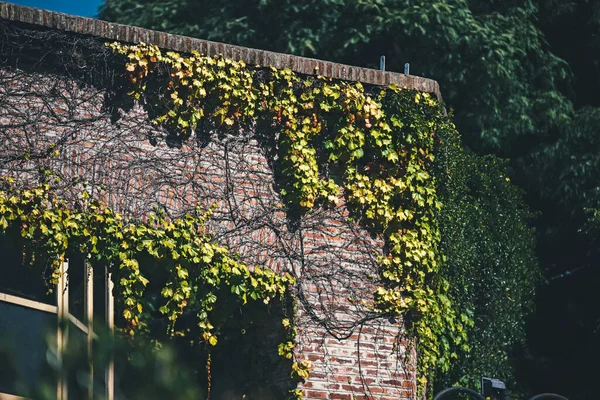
[
  {"xmin": 0, "ymin": 179, "xmax": 294, "ymax": 347},
  {"xmin": 107, "ymin": 42, "xmax": 473, "ymax": 392}
]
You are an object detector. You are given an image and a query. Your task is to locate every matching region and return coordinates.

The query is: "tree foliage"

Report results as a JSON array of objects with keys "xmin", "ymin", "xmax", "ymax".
[
  {"xmin": 518, "ymin": 105, "xmax": 600, "ymax": 398},
  {"xmin": 434, "ymin": 126, "xmax": 538, "ymax": 390},
  {"xmin": 537, "ymin": 0, "xmax": 600, "ymax": 108}
]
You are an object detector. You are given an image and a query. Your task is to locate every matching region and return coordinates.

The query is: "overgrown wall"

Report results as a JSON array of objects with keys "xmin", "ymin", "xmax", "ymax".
[{"xmin": 0, "ymin": 3, "xmax": 448, "ymax": 398}]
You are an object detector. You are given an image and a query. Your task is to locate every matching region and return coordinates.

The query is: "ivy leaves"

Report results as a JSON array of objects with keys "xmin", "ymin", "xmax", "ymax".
[
  {"xmin": 0, "ymin": 181, "xmax": 294, "ymax": 345},
  {"xmin": 109, "ymin": 42, "xmax": 473, "ymax": 391}
]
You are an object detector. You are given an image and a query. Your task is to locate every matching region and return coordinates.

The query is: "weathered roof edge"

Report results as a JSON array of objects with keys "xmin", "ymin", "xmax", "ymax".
[{"xmin": 0, "ymin": 1, "xmax": 442, "ymax": 101}]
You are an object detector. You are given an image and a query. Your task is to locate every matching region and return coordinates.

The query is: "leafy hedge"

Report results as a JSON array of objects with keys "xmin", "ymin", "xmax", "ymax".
[{"xmin": 433, "ymin": 121, "xmax": 539, "ymax": 391}]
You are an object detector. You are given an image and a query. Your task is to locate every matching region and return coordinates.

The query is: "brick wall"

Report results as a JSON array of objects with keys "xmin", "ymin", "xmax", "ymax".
[{"xmin": 0, "ymin": 5, "xmax": 428, "ymax": 398}]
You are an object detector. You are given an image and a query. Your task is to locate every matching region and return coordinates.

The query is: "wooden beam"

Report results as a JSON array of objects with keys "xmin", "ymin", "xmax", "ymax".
[{"xmin": 0, "ymin": 292, "xmax": 57, "ymax": 314}]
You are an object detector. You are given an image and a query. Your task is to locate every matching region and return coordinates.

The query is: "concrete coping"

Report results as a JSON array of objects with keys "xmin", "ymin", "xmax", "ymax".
[{"xmin": 0, "ymin": 1, "xmax": 442, "ymax": 100}]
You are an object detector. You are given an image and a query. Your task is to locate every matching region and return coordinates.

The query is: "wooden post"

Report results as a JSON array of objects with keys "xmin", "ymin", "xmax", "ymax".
[
  {"xmin": 84, "ymin": 262, "xmax": 94, "ymax": 400},
  {"xmin": 105, "ymin": 265, "xmax": 114, "ymax": 400},
  {"xmin": 56, "ymin": 259, "xmax": 69, "ymax": 400}
]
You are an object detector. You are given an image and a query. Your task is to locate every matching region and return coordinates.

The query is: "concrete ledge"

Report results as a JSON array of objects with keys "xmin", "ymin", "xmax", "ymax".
[{"xmin": 0, "ymin": 1, "xmax": 442, "ymax": 100}]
